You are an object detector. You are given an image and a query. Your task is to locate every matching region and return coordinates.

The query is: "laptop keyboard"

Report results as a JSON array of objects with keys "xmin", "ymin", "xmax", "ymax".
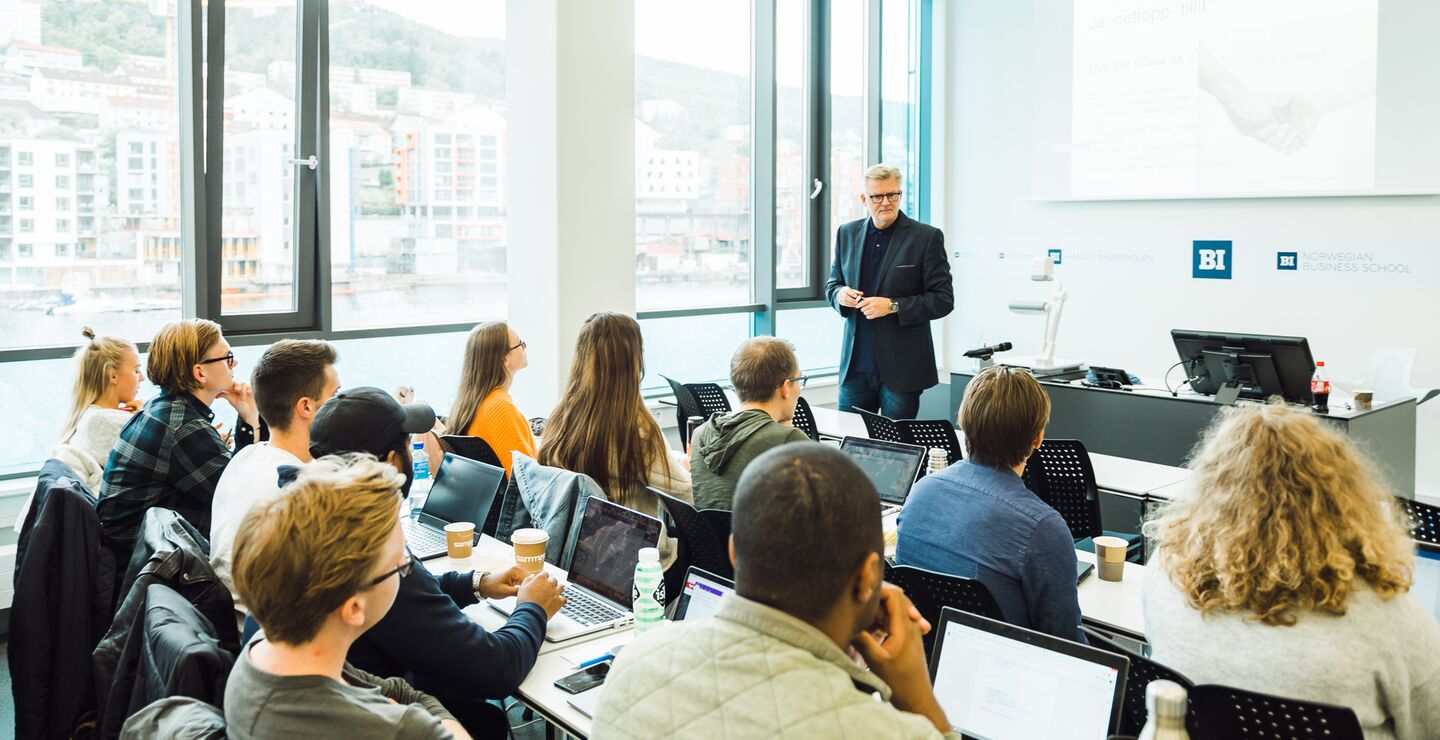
[
  {"xmin": 880, "ymin": 502, "xmax": 903, "ymax": 516},
  {"xmin": 560, "ymin": 585, "xmax": 627, "ymax": 626},
  {"xmin": 403, "ymin": 519, "xmax": 449, "ymax": 560}
]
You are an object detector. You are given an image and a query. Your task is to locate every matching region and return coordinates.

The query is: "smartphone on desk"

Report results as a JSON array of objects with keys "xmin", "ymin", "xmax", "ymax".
[{"xmin": 554, "ymin": 661, "xmax": 611, "ymax": 694}]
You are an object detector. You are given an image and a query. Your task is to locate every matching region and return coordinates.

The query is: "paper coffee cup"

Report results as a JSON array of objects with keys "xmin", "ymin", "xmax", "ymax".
[
  {"xmin": 445, "ymin": 521, "xmax": 475, "ymax": 559},
  {"xmin": 1353, "ymin": 389, "xmax": 1374, "ymax": 410},
  {"xmin": 512, "ymin": 528, "xmax": 549, "ymax": 574},
  {"xmin": 1093, "ymin": 535, "xmax": 1128, "ymax": 582}
]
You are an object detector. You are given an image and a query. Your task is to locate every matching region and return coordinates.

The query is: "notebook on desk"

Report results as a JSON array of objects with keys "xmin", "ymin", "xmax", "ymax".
[{"xmin": 489, "ymin": 497, "xmax": 662, "ymax": 643}]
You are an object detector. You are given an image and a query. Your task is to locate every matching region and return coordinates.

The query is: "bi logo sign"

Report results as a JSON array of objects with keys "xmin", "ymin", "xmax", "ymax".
[
  {"xmin": 1192, "ymin": 240, "xmax": 1232, "ymax": 280},
  {"xmin": 1277, "ymin": 251, "xmax": 1298, "ymax": 270}
]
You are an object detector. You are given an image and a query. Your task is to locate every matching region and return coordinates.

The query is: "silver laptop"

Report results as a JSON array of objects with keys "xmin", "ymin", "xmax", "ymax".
[
  {"xmin": 929, "ymin": 608, "xmax": 1128, "ymax": 740},
  {"xmin": 672, "ymin": 566, "xmax": 735, "ymax": 621},
  {"xmin": 402, "ymin": 453, "xmax": 504, "ymax": 560},
  {"xmin": 839, "ymin": 436, "xmax": 927, "ymax": 515},
  {"xmin": 490, "ymin": 497, "xmax": 663, "ymax": 643}
]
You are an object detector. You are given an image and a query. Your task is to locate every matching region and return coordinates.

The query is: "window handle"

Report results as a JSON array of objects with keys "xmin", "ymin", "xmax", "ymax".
[
  {"xmin": 810, "ymin": 178, "xmax": 824, "ymax": 200},
  {"xmin": 288, "ymin": 155, "xmax": 318, "ymax": 171}
]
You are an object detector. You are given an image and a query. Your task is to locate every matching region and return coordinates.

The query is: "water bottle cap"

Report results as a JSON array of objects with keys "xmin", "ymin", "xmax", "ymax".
[
  {"xmin": 638, "ymin": 547, "xmax": 659, "ymax": 563},
  {"xmin": 1316, "ymin": 361, "xmax": 1325, "ymax": 366},
  {"xmin": 1145, "ymin": 679, "xmax": 1188, "ymax": 717},
  {"xmin": 413, "ymin": 439, "xmax": 425, "ymax": 449}
]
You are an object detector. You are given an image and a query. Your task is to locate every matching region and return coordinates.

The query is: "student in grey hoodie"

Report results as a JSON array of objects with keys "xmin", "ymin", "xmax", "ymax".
[{"xmin": 691, "ymin": 337, "xmax": 814, "ymax": 510}]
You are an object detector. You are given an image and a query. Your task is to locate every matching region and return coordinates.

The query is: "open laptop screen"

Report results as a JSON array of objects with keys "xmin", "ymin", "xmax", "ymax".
[
  {"xmin": 420, "ymin": 453, "xmax": 505, "ymax": 530},
  {"xmin": 566, "ymin": 497, "xmax": 663, "ymax": 606},
  {"xmin": 673, "ymin": 567, "xmax": 735, "ymax": 621},
  {"xmin": 1413, "ymin": 542, "xmax": 1440, "ymax": 621},
  {"xmin": 930, "ymin": 608, "xmax": 1126, "ymax": 740},
  {"xmin": 839, "ymin": 436, "xmax": 927, "ymax": 504}
]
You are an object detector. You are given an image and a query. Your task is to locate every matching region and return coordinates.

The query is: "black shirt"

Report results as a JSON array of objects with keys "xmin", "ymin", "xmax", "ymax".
[{"xmin": 851, "ymin": 218, "xmax": 895, "ymax": 375}]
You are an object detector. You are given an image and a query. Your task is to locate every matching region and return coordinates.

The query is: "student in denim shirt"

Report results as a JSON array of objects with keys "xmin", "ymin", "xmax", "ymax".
[{"xmin": 895, "ymin": 365, "xmax": 1085, "ymax": 643}]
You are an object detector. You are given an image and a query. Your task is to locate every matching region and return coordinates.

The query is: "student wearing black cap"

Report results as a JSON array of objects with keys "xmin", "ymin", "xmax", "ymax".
[{"xmin": 307, "ymin": 387, "xmax": 567, "ymax": 736}]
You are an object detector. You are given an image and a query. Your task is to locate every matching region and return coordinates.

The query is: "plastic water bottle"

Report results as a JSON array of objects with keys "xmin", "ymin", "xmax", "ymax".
[
  {"xmin": 927, "ymin": 447, "xmax": 949, "ymax": 476},
  {"xmin": 1138, "ymin": 680, "xmax": 1191, "ymax": 740},
  {"xmin": 409, "ymin": 438, "xmax": 431, "ymax": 515},
  {"xmin": 632, "ymin": 547, "xmax": 666, "ymax": 634},
  {"xmin": 1311, "ymin": 361, "xmax": 1331, "ymax": 413}
]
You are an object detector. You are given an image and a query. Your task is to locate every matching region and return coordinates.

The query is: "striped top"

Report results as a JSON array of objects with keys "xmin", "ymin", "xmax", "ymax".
[{"xmin": 464, "ymin": 388, "xmax": 537, "ymax": 475}]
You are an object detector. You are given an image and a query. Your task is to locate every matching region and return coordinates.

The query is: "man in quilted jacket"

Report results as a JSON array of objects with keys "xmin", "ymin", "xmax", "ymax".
[{"xmin": 593, "ymin": 444, "xmax": 959, "ymax": 739}]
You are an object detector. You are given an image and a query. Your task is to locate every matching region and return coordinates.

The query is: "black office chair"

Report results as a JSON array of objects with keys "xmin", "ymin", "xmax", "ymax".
[
  {"xmin": 700, "ymin": 508, "xmax": 732, "ymax": 550},
  {"xmin": 1189, "ymin": 684, "xmax": 1363, "ymax": 740},
  {"xmin": 790, "ymin": 396, "xmax": 820, "ymax": 441},
  {"xmin": 1084, "ymin": 627, "xmax": 1199, "ymax": 737},
  {"xmin": 898, "ymin": 418, "xmax": 964, "ymax": 468},
  {"xmin": 856, "ymin": 408, "xmax": 907, "ymax": 444},
  {"xmin": 439, "ymin": 435, "xmax": 507, "ymax": 537},
  {"xmin": 651, "ymin": 487, "xmax": 733, "ymax": 580},
  {"xmin": 1023, "ymin": 439, "xmax": 1143, "ymax": 561},
  {"xmin": 662, "ymin": 376, "xmax": 732, "ymax": 448},
  {"xmin": 884, "ymin": 563, "xmax": 1005, "ymax": 658},
  {"xmin": 1397, "ymin": 496, "xmax": 1440, "ymax": 545}
]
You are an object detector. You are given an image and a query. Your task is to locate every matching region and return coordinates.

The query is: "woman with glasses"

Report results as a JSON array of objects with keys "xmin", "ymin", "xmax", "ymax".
[
  {"xmin": 225, "ymin": 454, "xmax": 469, "ymax": 740},
  {"xmin": 448, "ymin": 321, "xmax": 536, "ymax": 475},
  {"xmin": 690, "ymin": 337, "xmax": 815, "ymax": 511},
  {"xmin": 97, "ymin": 318, "xmax": 260, "ymax": 560}
]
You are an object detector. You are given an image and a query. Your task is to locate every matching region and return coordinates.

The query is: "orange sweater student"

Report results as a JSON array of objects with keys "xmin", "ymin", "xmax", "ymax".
[{"xmin": 450, "ymin": 322, "xmax": 537, "ymax": 475}]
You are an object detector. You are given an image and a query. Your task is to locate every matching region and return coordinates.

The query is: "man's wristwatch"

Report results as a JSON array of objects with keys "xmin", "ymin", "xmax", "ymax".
[
  {"xmin": 472, "ymin": 570, "xmax": 489, "ymax": 600},
  {"xmin": 889, "ymin": 298, "xmax": 900, "ymax": 315}
]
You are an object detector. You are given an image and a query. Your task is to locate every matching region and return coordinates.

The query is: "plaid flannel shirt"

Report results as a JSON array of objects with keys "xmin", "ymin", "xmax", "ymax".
[{"xmin": 98, "ymin": 390, "xmax": 231, "ymax": 558}]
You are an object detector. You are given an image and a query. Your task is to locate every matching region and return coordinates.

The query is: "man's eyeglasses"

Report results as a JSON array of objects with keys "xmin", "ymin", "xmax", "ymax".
[
  {"xmin": 509, "ymin": 339, "xmax": 527, "ymax": 352},
  {"xmin": 785, "ymin": 374, "xmax": 810, "ymax": 389},
  {"xmin": 199, "ymin": 351, "xmax": 236, "ymax": 369},
  {"xmin": 368, "ymin": 547, "xmax": 416, "ymax": 587},
  {"xmin": 866, "ymin": 192, "xmax": 903, "ymax": 204}
]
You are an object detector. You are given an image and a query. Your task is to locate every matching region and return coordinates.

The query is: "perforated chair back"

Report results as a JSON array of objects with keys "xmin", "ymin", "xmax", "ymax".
[
  {"xmin": 651, "ymin": 487, "xmax": 734, "ymax": 580},
  {"xmin": 885, "ymin": 564, "xmax": 1005, "ymax": 658},
  {"xmin": 856, "ymin": 408, "xmax": 907, "ymax": 444},
  {"xmin": 791, "ymin": 396, "xmax": 820, "ymax": 441},
  {"xmin": 700, "ymin": 508, "xmax": 732, "ymax": 546},
  {"xmin": 1084, "ymin": 627, "xmax": 1199, "ymax": 737},
  {"xmin": 439, "ymin": 435, "xmax": 508, "ymax": 537},
  {"xmin": 1398, "ymin": 496, "xmax": 1440, "ymax": 545},
  {"xmin": 1022, "ymin": 439, "xmax": 1103, "ymax": 540},
  {"xmin": 1190, "ymin": 684, "xmax": 1363, "ymax": 740},
  {"xmin": 898, "ymin": 418, "xmax": 964, "ymax": 467},
  {"xmin": 663, "ymin": 376, "xmax": 732, "ymax": 448}
]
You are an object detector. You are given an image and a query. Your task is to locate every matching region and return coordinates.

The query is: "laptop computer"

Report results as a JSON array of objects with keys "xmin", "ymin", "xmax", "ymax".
[
  {"xmin": 929, "ymin": 607, "xmax": 1128, "ymax": 740},
  {"xmin": 673, "ymin": 566, "xmax": 735, "ymax": 622},
  {"xmin": 402, "ymin": 453, "xmax": 505, "ymax": 560},
  {"xmin": 839, "ymin": 436, "xmax": 928, "ymax": 515},
  {"xmin": 490, "ymin": 496, "xmax": 663, "ymax": 643},
  {"xmin": 1413, "ymin": 542, "xmax": 1440, "ymax": 621}
]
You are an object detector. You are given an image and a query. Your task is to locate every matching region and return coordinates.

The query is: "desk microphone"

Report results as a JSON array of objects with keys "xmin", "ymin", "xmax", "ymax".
[{"xmin": 963, "ymin": 342, "xmax": 1013, "ymax": 359}]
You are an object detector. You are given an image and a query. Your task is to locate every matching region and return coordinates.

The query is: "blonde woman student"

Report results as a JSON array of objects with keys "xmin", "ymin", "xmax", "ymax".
[
  {"xmin": 448, "ymin": 321, "xmax": 536, "ymax": 475},
  {"xmin": 53, "ymin": 327, "xmax": 144, "ymax": 489},
  {"xmin": 1144, "ymin": 403, "xmax": 1440, "ymax": 739}
]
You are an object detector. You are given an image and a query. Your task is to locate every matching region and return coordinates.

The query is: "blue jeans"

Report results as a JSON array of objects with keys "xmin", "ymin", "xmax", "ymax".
[{"xmin": 839, "ymin": 372, "xmax": 921, "ymax": 420}]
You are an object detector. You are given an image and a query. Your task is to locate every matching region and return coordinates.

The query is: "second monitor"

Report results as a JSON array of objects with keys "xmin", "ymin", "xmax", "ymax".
[{"xmin": 1171, "ymin": 330, "xmax": 1316, "ymax": 405}]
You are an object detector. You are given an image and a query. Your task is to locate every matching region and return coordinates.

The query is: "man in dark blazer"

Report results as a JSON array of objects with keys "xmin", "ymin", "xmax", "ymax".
[{"xmin": 825, "ymin": 164, "xmax": 953, "ymax": 419}]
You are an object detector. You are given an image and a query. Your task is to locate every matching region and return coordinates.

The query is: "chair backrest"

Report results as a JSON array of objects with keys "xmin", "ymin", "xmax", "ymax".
[
  {"xmin": 663, "ymin": 376, "xmax": 733, "ymax": 448},
  {"xmin": 790, "ymin": 396, "xmax": 820, "ymax": 441},
  {"xmin": 1021, "ymin": 439, "xmax": 1103, "ymax": 540},
  {"xmin": 439, "ymin": 435, "xmax": 508, "ymax": 537},
  {"xmin": 898, "ymin": 418, "xmax": 964, "ymax": 467},
  {"xmin": 651, "ymin": 486, "xmax": 733, "ymax": 580},
  {"xmin": 1397, "ymin": 496, "xmax": 1440, "ymax": 545},
  {"xmin": 1189, "ymin": 684, "xmax": 1364, "ymax": 740},
  {"xmin": 856, "ymin": 408, "xmax": 908, "ymax": 444},
  {"xmin": 1084, "ymin": 628, "xmax": 1199, "ymax": 737},
  {"xmin": 885, "ymin": 563, "xmax": 1005, "ymax": 658}
]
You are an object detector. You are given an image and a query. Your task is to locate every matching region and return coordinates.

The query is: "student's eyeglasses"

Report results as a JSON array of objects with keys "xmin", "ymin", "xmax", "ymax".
[
  {"xmin": 367, "ymin": 547, "xmax": 416, "ymax": 587},
  {"xmin": 785, "ymin": 374, "xmax": 810, "ymax": 389},
  {"xmin": 198, "ymin": 351, "xmax": 236, "ymax": 369},
  {"xmin": 509, "ymin": 339, "xmax": 527, "ymax": 351},
  {"xmin": 866, "ymin": 192, "xmax": 903, "ymax": 204}
]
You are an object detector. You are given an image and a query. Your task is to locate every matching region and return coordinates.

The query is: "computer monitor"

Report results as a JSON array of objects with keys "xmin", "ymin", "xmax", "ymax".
[
  {"xmin": 929, "ymin": 607, "xmax": 1127, "ymax": 740},
  {"xmin": 1171, "ymin": 330, "xmax": 1316, "ymax": 404},
  {"xmin": 1413, "ymin": 543, "xmax": 1440, "ymax": 622}
]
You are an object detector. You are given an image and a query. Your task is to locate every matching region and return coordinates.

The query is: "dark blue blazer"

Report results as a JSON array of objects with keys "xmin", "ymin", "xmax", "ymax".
[{"xmin": 824, "ymin": 211, "xmax": 954, "ymax": 392}]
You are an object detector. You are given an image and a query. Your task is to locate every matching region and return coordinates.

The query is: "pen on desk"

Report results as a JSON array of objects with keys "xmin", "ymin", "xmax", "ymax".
[{"xmin": 578, "ymin": 653, "xmax": 614, "ymax": 669}]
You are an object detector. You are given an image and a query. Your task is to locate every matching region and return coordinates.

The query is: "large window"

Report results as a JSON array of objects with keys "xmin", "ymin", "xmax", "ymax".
[
  {"xmin": 0, "ymin": 0, "xmax": 183, "ymax": 351},
  {"xmin": 634, "ymin": 0, "xmax": 753, "ymax": 312},
  {"xmin": 882, "ymin": 0, "xmax": 923, "ymax": 218}
]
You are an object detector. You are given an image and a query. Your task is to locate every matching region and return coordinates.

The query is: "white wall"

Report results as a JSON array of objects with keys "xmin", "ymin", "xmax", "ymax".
[{"xmin": 942, "ymin": 0, "xmax": 1440, "ymax": 495}]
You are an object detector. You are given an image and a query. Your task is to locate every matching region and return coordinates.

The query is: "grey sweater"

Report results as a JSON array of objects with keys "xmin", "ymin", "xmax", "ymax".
[
  {"xmin": 1144, "ymin": 562, "xmax": 1440, "ymax": 739},
  {"xmin": 691, "ymin": 409, "xmax": 811, "ymax": 511},
  {"xmin": 224, "ymin": 636, "xmax": 455, "ymax": 740}
]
